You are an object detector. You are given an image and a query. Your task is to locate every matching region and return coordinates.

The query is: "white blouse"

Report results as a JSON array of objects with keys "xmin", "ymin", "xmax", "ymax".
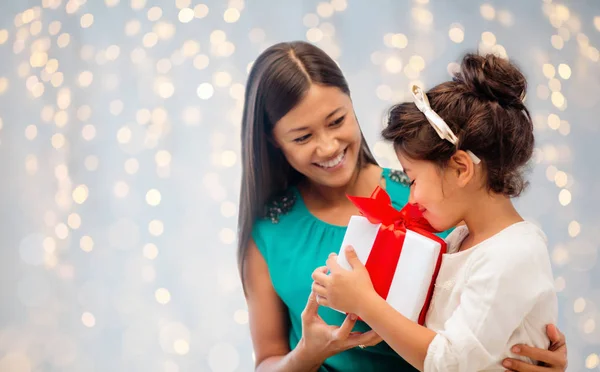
[{"xmin": 424, "ymin": 221, "xmax": 558, "ymax": 371}]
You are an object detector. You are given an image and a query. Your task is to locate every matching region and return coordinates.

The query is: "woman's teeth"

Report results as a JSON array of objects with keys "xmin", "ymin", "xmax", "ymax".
[{"xmin": 316, "ymin": 150, "xmax": 345, "ymax": 168}]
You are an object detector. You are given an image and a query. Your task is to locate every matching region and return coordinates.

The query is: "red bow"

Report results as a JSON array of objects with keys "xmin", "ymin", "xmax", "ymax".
[{"xmin": 346, "ymin": 186, "xmax": 445, "ymax": 325}]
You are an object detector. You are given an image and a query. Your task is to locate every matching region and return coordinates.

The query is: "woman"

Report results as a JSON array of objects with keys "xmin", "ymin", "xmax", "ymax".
[{"xmin": 237, "ymin": 41, "xmax": 567, "ymax": 372}]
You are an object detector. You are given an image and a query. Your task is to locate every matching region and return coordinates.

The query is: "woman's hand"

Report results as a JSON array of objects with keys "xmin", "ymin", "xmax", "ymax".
[
  {"xmin": 503, "ymin": 324, "xmax": 567, "ymax": 371},
  {"xmin": 299, "ymin": 288, "xmax": 382, "ymax": 363}
]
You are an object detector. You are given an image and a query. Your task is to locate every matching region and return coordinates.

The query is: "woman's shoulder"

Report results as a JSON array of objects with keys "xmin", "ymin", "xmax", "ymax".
[
  {"xmin": 381, "ymin": 168, "xmax": 411, "ymax": 208},
  {"xmin": 383, "ymin": 168, "xmax": 412, "ymax": 188}
]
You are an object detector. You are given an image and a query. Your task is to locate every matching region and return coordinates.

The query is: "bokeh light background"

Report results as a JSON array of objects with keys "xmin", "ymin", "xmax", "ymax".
[{"xmin": 0, "ymin": 0, "xmax": 598, "ymax": 371}]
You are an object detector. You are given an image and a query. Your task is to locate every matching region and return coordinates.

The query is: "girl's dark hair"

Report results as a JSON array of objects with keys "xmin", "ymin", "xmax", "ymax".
[
  {"xmin": 238, "ymin": 41, "xmax": 376, "ymax": 284},
  {"xmin": 382, "ymin": 53, "xmax": 534, "ymax": 197}
]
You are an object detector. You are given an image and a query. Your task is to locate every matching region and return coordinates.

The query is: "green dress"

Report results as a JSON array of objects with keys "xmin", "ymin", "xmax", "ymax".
[{"xmin": 252, "ymin": 168, "xmax": 451, "ymax": 372}]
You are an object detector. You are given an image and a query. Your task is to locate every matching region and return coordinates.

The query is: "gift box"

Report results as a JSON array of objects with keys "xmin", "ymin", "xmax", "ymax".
[{"xmin": 336, "ymin": 186, "xmax": 447, "ymax": 325}]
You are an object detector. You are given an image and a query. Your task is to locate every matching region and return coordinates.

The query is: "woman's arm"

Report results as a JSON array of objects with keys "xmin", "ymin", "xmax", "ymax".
[{"xmin": 245, "ymin": 239, "xmax": 322, "ymax": 371}]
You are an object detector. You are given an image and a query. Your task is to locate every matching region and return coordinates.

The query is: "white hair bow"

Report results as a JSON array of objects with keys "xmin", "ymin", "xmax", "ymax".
[{"xmin": 411, "ymin": 85, "xmax": 481, "ymax": 164}]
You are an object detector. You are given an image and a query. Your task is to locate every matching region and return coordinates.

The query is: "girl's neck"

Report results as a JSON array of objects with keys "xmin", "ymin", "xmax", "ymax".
[{"xmin": 459, "ymin": 192, "xmax": 523, "ymax": 252}]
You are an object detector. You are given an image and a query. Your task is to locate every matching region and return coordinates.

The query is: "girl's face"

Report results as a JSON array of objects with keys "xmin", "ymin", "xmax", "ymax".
[
  {"xmin": 398, "ymin": 152, "xmax": 473, "ymax": 232},
  {"xmin": 272, "ymin": 84, "xmax": 362, "ymax": 189}
]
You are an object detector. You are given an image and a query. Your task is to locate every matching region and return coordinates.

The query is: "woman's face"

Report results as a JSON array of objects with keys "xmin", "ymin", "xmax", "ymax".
[{"xmin": 272, "ymin": 84, "xmax": 362, "ymax": 189}]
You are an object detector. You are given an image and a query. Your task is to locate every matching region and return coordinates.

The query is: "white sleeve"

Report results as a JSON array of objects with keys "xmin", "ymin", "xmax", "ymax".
[{"xmin": 423, "ymin": 238, "xmax": 552, "ymax": 372}]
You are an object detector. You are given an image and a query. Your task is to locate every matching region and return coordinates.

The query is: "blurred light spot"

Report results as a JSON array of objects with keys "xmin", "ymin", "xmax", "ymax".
[
  {"xmin": 155, "ymin": 77, "xmax": 175, "ymax": 98},
  {"xmin": 143, "ymin": 243, "xmax": 159, "ymax": 259},
  {"xmin": 213, "ymin": 71, "xmax": 232, "ymax": 88},
  {"xmin": 55, "ymin": 223, "xmax": 69, "ymax": 240},
  {"xmin": 25, "ymin": 125, "xmax": 37, "ymax": 140},
  {"xmin": 182, "ymin": 107, "xmax": 202, "ymax": 125},
  {"xmin": 221, "ymin": 151, "xmax": 236, "ymax": 167},
  {"xmin": 194, "ymin": 4, "xmax": 209, "ymax": 18},
  {"xmin": 136, "ymin": 109, "xmax": 151, "ymax": 125},
  {"xmin": 234, "ymin": 309, "xmax": 249, "ymax": 324},
  {"xmin": 149, "ymin": 220, "xmax": 164, "ymax": 236},
  {"xmin": 25, "ymin": 155, "xmax": 38, "ymax": 175},
  {"xmin": 497, "ymin": 10, "xmax": 514, "ymax": 26},
  {"xmin": 219, "ymin": 228, "xmax": 235, "ymax": 244},
  {"xmin": 210, "ymin": 30, "xmax": 226, "ymax": 44},
  {"xmin": 0, "ymin": 353, "xmax": 32, "ymax": 372},
  {"xmin": 68, "ymin": 213, "xmax": 81, "ymax": 229},
  {"xmin": 547, "ymin": 114, "xmax": 560, "ymax": 130},
  {"xmin": 84, "ymin": 156, "xmax": 98, "ymax": 171},
  {"xmin": 143, "ymin": 32, "xmax": 159, "ymax": 48},
  {"xmin": 155, "ymin": 288, "xmax": 171, "ymax": 304},
  {"xmin": 82, "ymin": 124, "xmax": 96, "ymax": 141},
  {"xmin": 148, "ymin": 6, "xmax": 162, "ymax": 21},
  {"xmin": 197, "ymin": 83, "xmax": 214, "ymax": 99},
  {"xmin": 224, "ymin": 8, "xmax": 240, "ymax": 23},
  {"xmin": 449, "ymin": 24, "xmax": 464, "ymax": 43},
  {"xmin": 124, "ymin": 158, "xmax": 139, "ymax": 174},
  {"xmin": 568, "ymin": 220, "xmax": 581, "ymax": 237},
  {"xmin": 574, "ymin": 297, "xmax": 586, "ymax": 313},
  {"xmin": 551, "ymin": 35, "xmax": 564, "ymax": 49},
  {"xmin": 542, "ymin": 63, "xmax": 555, "ymax": 79},
  {"xmin": 537, "ymin": 85, "xmax": 550, "ymax": 100},
  {"xmin": 155, "ymin": 150, "xmax": 172, "ymax": 166},
  {"xmin": 306, "ymin": 28, "xmax": 323, "ymax": 43},
  {"xmin": 157, "ymin": 58, "xmax": 172, "ymax": 74},
  {"xmin": 554, "ymin": 170, "xmax": 568, "ymax": 187},
  {"xmin": 131, "ymin": 0, "xmax": 146, "ymax": 10},
  {"xmin": 78, "ymin": 71, "xmax": 93, "ymax": 87},
  {"xmin": 114, "ymin": 181, "xmax": 129, "ymax": 198},
  {"xmin": 146, "ymin": 189, "xmax": 161, "ymax": 206},
  {"xmin": 411, "ymin": 8, "xmax": 433, "ymax": 26},
  {"xmin": 193, "ymin": 54, "xmax": 209, "ymax": 70},
  {"xmin": 125, "ymin": 20, "xmax": 141, "ymax": 36},
  {"xmin": 57, "ymin": 33, "xmax": 70, "ymax": 48},
  {"xmin": 43, "ymin": 237, "xmax": 56, "ymax": 253},
  {"xmin": 481, "ymin": 31, "xmax": 496, "ymax": 46},
  {"xmin": 558, "ymin": 189, "xmax": 571, "ymax": 206},
  {"xmin": 559, "ymin": 120, "xmax": 570, "ymax": 136},
  {"xmin": 0, "ymin": 29, "xmax": 8, "ymax": 44},
  {"xmin": 80, "ymin": 13, "xmax": 94, "ymax": 28},
  {"xmin": 51, "ymin": 133, "xmax": 66, "ymax": 149},
  {"xmin": 558, "ymin": 63, "xmax": 571, "ymax": 79},
  {"xmin": 555, "ymin": 276, "xmax": 565, "ymax": 292},
  {"xmin": 551, "ymin": 92, "xmax": 565, "ymax": 108},
  {"xmin": 220, "ymin": 201, "xmax": 236, "ymax": 217},
  {"xmin": 178, "ymin": 8, "xmax": 194, "ymax": 23},
  {"xmin": 117, "ymin": 126, "xmax": 132, "ymax": 144},
  {"xmin": 80, "ymin": 236, "xmax": 94, "ymax": 252},
  {"xmin": 173, "ymin": 340, "xmax": 190, "ymax": 355},
  {"xmin": 331, "ymin": 0, "xmax": 347, "ymax": 11},
  {"xmin": 548, "ymin": 78, "xmax": 561, "ymax": 92},
  {"xmin": 584, "ymin": 319, "xmax": 596, "ymax": 335},
  {"xmin": 587, "ymin": 354, "xmax": 600, "ymax": 369},
  {"xmin": 317, "ymin": 2, "xmax": 334, "ymax": 18},
  {"xmin": 385, "ymin": 56, "xmax": 402, "ymax": 74},
  {"xmin": 82, "ymin": 312, "xmax": 96, "ymax": 327}
]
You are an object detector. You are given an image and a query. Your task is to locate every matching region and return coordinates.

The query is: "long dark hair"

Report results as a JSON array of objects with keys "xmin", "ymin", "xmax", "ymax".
[{"xmin": 237, "ymin": 41, "xmax": 376, "ymax": 285}]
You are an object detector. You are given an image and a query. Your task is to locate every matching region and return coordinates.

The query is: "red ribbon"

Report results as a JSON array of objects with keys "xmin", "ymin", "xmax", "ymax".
[{"xmin": 347, "ymin": 186, "xmax": 447, "ymax": 325}]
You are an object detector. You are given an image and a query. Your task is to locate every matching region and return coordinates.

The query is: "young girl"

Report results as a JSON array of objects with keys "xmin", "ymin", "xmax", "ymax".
[
  {"xmin": 311, "ymin": 53, "xmax": 559, "ymax": 371},
  {"xmin": 238, "ymin": 41, "xmax": 566, "ymax": 371}
]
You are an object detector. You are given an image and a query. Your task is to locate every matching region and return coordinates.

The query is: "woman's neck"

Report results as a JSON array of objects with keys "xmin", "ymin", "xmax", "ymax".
[{"xmin": 300, "ymin": 164, "xmax": 382, "ymax": 207}]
